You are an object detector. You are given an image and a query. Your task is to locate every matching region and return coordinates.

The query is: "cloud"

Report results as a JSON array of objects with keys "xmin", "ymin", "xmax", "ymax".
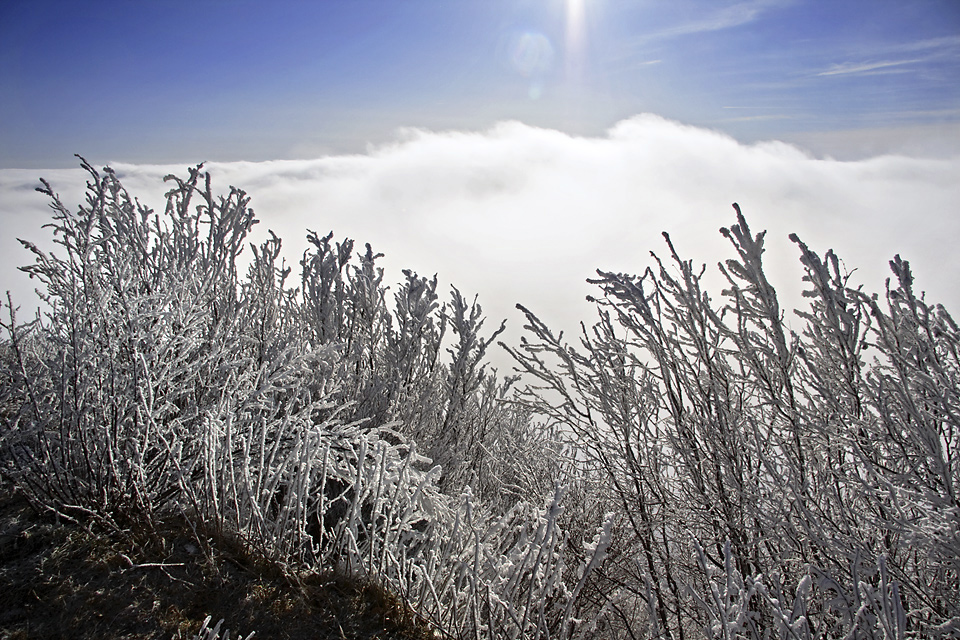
[
  {"xmin": 3, "ymin": 114, "xmax": 959, "ymax": 367},
  {"xmin": 633, "ymin": 0, "xmax": 789, "ymax": 43},
  {"xmin": 604, "ymin": 0, "xmax": 790, "ymax": 75},
  {"xmin": 885, "ymin": 35, "xmax": 960, "ymax": 56},
  {"xmin": 816, "ymin": 58, "xmax": 929, "ymax": 77},
  {"xmin": 815, "ymin": 35, "xmax": 960, "ymax": 78}
]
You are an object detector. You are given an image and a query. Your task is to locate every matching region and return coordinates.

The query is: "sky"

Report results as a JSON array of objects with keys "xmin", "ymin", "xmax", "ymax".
[
  {"xmin": 1, "ymin": 0, "xmax": 959, "ymax": 356},
  {"xmin": 2, "ymin": 0, "xmax": 960, "ymax": 165}
]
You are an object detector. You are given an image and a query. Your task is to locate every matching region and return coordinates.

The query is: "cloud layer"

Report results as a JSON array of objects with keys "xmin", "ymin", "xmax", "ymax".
[{"xmin": 3, "ymin": 114, "xmax": 959, "ymax": 358}]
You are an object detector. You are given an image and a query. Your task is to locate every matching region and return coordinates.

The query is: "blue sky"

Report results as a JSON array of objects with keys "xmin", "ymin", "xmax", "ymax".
[{"xmin": 2, "ymin": 0, "xmax": 958, "ymax": 167}]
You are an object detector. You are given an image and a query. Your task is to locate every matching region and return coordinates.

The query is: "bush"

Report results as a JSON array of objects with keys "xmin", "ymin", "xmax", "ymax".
[
  {"xmin": 0, "ymin": 158, "xmax": 601, "ymax": 639},
  {"xmin": 504, "ymin": 204, "xmax": 959, "ymax": 638},
  {"xmin": 3, "ymin": 160, "xmax": 957, "ymax": 638}
]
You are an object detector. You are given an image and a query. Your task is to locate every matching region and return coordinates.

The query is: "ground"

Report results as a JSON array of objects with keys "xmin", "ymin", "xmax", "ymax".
[{"xmin": 0, "ymin": 479, "xmax": 435, "ymax": 640}]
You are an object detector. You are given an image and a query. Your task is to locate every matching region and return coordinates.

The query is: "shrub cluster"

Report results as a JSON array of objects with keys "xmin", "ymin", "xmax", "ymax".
[
  {"xmin": 2, "ymin": 160, "xmax": 957, "ymax": 638},
  {"xmin": 505, "ymin": 205, "xmax": 959, "ymax": 638},
  {"xmin": 0, "ymin": 159, "xmax": 592, "ymax": 638}
]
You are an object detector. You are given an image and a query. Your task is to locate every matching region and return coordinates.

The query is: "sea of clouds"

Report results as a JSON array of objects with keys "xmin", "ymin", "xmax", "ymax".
[{"xmin": 2, "ymin": 113, "xmax": 958, "ymax": 362}]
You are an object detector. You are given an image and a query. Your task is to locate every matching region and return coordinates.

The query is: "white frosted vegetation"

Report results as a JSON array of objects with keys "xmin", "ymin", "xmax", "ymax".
[
  {"xmin": 0, "ymin": 161, "xmax": 597, "ymax": 638},
  {"xmin": 1, "ymin": 161, "xmax": 958, "ymax": 638},
  {"xmin": 504, "ymin": 205, "xmax": 959, "ymax": 638}
]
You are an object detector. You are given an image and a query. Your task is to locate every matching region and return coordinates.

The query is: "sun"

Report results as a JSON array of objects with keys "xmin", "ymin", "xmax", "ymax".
[
  {"xmin": 565, "ymin": 0, "xmax": 587, "ymax": 78},
  {"xmin": 566, "ymin": 0, "xmax": 586, "ymax": 43}
]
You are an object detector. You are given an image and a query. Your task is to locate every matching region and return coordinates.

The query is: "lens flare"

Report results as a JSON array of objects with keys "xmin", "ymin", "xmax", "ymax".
[{"xmin": 510, "ymin": 31, "xmax": 555, "ymax": 78}]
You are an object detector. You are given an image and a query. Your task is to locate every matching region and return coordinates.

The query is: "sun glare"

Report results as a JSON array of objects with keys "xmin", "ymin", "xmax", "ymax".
[{"xmin": 565, "ymin": 0, "xmax": 586, "ymax": 80}]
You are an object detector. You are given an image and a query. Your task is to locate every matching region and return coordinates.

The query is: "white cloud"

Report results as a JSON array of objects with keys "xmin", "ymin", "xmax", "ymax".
[
  {"xmin": 605, "ymin": 0, "xmax": 789, "ymax": 71},
  {"xmin": 880, "ymin": 34, "xmax": 960, "ymax": 56},
  {"xmin": 816, "ymin": 58, "xmax": 928, "ymax": 77},
  {"xmin": 815, "ymin": 34, "xmax": 960, "ymax": 78},
  {"xmin": 2, "ymin": 114, "xmax": 959, "ymax": 367},
  {"xmin": 632, "ymin": 0, "xmax": 790, "ymax": 43}
]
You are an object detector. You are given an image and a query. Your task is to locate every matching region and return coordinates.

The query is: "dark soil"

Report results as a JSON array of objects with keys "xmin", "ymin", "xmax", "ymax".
[{"xmin": 0, "ymin": 480, "xmax": 435, "ymax": 640}]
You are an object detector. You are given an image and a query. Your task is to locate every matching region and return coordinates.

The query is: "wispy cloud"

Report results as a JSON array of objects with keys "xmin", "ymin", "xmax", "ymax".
[
  {"xmin": 817, "ymin": 58, "xmax": 928, "ymax": 77},
  {"xmin": 637, "ymin": 0, "xmax": 791, "ymax": 42},
  {"xmin": 816, "ymin": 35, "xmax": 960, "ymax": 78},
  {"xmin": 605, "ymin": 0, "xmax": 791, "ymax": 73},
  {"xmin": 889, "ymin": 35, "xmax": 960, "ymax": 55}
]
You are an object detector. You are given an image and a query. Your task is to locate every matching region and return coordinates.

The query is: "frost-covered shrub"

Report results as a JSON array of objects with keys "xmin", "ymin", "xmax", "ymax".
[
  {"xmin": 505, "ymin": 204, "xmax": 959, "ymax": 638},
  {"xmin": 7, "ymin": 158, "xmax": 954, "ymax": 639},
  {"xmin": 0, "ymin": 159, "xmax": 600, "ymax": 639}
]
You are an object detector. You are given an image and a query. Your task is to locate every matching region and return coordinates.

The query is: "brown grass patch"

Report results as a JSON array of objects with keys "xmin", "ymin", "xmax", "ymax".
[{"xmin": 0, "ymin": 479, "xmax": 435, "ymax": 640}]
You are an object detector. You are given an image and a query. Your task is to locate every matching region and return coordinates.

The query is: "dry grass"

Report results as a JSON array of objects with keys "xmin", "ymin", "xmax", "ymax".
[{"xmin": 0, "ymin": 478, "xmax": 436, "ymax": 640}]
